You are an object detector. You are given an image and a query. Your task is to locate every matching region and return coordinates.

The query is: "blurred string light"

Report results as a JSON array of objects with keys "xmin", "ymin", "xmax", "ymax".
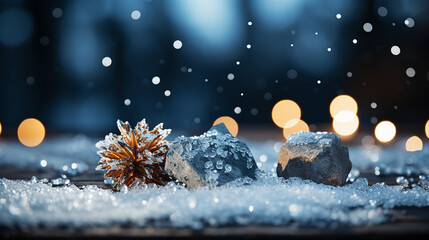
[
  {"xmin": 330, "ymin": 95, "xmax": 359, "ymax": 137},
  {"xmin": 52, "ymin": 8, "xmax": 63, "ymax": 18},
  {"xmin": 227, "ymin": 73, "xmax": 235, "ymax": 80},
  {"xmin": 363, "ymin": 23, "xmax": 373, "ymax": 32},
  {"xmin": 425, "ymin": 120, "xmax": 429, "ymax": 139},
  {"xmin": 378, "ymin": 7, "xmax": 388, "ymax": 17},
  {"xmin": 173, "ymin": 40, "xmax": 182, "ymax": 49},
  {"xmin": 102, "ymin": 57, "xmax": 112, "ymax": 67},
  {"xmin": 375, "ymin": 121, "xmax": 396, "ymax": 143},
  {"xmin": 164, "ymin": 90, "xmax": 171, "ymax": 97},
  {"xmin": 271, "ymin": 100, "xmax": 301, "ymax": 128},
  {"xmin": 0, "ymin": 122, "xmax": 2, "ymax": 136},
  {"xmin": 406, "ymin": 67, "xmax": 415, "ymax": 77},
  {"xmin": 336, "ymin": 13, "xmax": 341, "ymax": 19},
  {"xmin": 332, "ymin": 110, "xmax": 359, "ymax": 136},
  {"xmin": 131, "ymin": 10, "xmax": 141, "ymax": 20},
  {"xmin": 283, "ymin": 120, "xmax": 309, "ymax": 140},
  {"xmin": 213, "ymin": 116, "xmax": 238, "ymax": 137},
  {"xmin": 391, "ymin": 45, "xmax": 401, "ymax": 55},
  {"xmin": 124, "ymin": 99, "xmax": 131, "ymax": 106},
  {"xmin": 234, "ymin": 107, "xmax": 241, "ymax": 114},
  {"xmin": 352, "ymin": 39, "xmax": 357, "ymax": 44},
  {"xmin": 329, "ymin": 95, "xmax": 358, "ymax": 118},
  {"xmin": 17, "ymin": 118, "xmax": 45, "ymax": 147},
  {"xmin": 405, "ymin": 136, "xmax": 423, "ymax": 152},
  {"xmin": 404, "ymin": 18, "xmax": 415, "ymax": 28},
  {"xmin": 152, "ymin": 76, "xmax": 160, "ymax": 85}
]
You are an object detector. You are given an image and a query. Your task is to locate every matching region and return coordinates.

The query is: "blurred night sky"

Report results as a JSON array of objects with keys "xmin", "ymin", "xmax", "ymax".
[{"xmin": 0, "ymin": 0, "xmax": 428, "ymax": 136}]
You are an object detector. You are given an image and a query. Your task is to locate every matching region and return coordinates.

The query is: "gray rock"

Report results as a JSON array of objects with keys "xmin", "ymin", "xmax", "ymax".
[
  {"xmin": 165, "ymin": 123, "xmax": 258, "ymax": 188},
  {"xmin": 276, "ymin": 131, "xmax": 352, "ymax": 186}
]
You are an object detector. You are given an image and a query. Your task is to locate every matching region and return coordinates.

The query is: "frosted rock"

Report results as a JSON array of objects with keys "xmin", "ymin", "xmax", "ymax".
[
  {"xmin": 165, "ymin": 123, "xmax": 258, "ymax": 188},
  {"xmin": 277, "ymin": 131, "xmax": 352, "ymax": 186}
]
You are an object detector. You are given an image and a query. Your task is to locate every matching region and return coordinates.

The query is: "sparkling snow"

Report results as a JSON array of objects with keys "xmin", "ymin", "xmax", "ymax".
[{"xmin": 1, "ymin": 135, "xmax": 429, "ymax": 229}]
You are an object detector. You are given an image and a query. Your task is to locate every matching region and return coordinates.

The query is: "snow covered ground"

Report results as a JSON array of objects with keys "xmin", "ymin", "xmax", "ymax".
[{"xmin": 0, "ymin": 135, "xmax": 428, "ymax": 229}]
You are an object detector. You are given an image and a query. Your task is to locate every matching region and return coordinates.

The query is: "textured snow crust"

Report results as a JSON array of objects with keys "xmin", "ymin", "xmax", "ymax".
[{"xmin": 1, "ymin": 175, "xmax": 429, "ymax": 229}]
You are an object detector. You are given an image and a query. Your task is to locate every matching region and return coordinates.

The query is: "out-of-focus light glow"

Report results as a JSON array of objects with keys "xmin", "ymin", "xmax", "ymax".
[
  {"xmin": 425, "ymin": 120, "xmax": 429, "ymax": 139},
  {"xmin": 259, "ymin": 154, "xmax": 267, "ymax": 162},
  {"xmin": 272, "ymin": 100, "xmax": 301, "ymax": 128},
  {"xmin": 152, "ymin": 76, "xmax": 160, "ymax": 85},
  {"xmin": 378, "ymin": 7, "xmax": 388, "ymax": 17},
  {"xmin": 283, "ymin": 119, "xmax": 309, "ymax": 140},
  {"xmin": 370, "ymin": 102, "xmax": 377, "ymax": 109},
  {"xmin": 234, "ymin": 107, "xmax": 241, "ymax": 114},
  {"xmin": 52, "ymin": 8, "xmax": 63, "ymax": 18},
  {"xmin": 363, "ymin": 23, "xmax": 373, "ymax": 32},
  {"xmin": 18, "ymin": 118, "xmax": 45, "ymax": 147},
  {"xmin": 327, "ymin": 48, "xmax": 332, "ymax": 52},
  {"xmin": 375, "ymin": 121, "xmax": 396, "ymax": 143},
  {"xmin": 404, "ymin": 18, "xmax": 415, "ymax": 28},
  {"xmin": 173, "ymin": 40, "xmax": 182, "ymax": 49},
  {"xmin": 246, "ymin": 44, "xmax": 251, "ymax": 49},
  {"xmin": 131, "ymin": 10, "xmax": 141, "ymax": 20},
  {"xmin": 332, "ymin": 110, "xmax": 359, "ymax": 136},
  {"xmin": 236, "ymin": 61, "xmax": 240, "ymax": 65},
  {"xmin": 362, "ymin": 135, "xmax": 375, "ymax": 146},
  {"xmin": 0, "ymin": 122, "xmax": 2, "ymax": 136},
  {"xmin": 164, "ymin": 90, "xmax": 171, "ymax": 97},
  {"xmin": 213, "ymin": 116, "xmax": 238, "ymax": 137},
  {"xmin": 124, "ymin": 99, "xmax": 131, "ymax": 106},
  {"xmin": 227, "ymin": 73, "xmax": 235, "ymax": 80},
  {"xmin": 406, "ymin": 67, "xmax": 415, "ymax": 77},
  {"xmin": 40, "ymin": 159, "xmax": 47, "ymax": 168},
  {"xmin": 102, "ymin": 57, "xmax": 112, "ymax": 67},
  {"xmin": 329, "ymin": 95, "xmax": 358, "ymax": 118},
  {"xmin": 405, "ymin": 136, "xmax": 423, "ymax": 152},
  {"xmin": 391, "ymin": 46, "xmax": 400, "ymax": 55},
  {"xmin": 336, "ymin": 14, "xmax": 341, "ymax": 19},
  {"xmin": 347, "ymin": 72, "xmax": 353, "ymax": 77},
  {"xmin": 317, "ymin": 80, "xmax": 321, "ymax": 84},
  {"xmin": 352, "ymin": 39, "xmax": 357, "ymax": 44},
  {"xmin": 248, "ymin": 21, "xmax": 252, "ymax": 26}
]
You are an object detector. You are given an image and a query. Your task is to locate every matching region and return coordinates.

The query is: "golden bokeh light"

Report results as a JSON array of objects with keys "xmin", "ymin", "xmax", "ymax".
[
  {"xmin": 405, "ymin": 136, "xmax": 423, "ymax": 152},
  {"xmin": 213, "ymin": 116, "xmax": 239, "ymax": 137},
  {"xmin": 374, "ymin": 121, "xmax": 396, "ymax": 143},
  {"xmin": 272, "ymin": 100, "xmax": 301, "ymax": 128},
  {"xmin": 329, "ymin": 95, "xmax": 358, "ymax": 118},
  {"xmin": 17, "ymin": 118, "xmax": 45, "ymax": 147},
  {"xmin": 283, "ymin": 119, "xmax": 309, "ymax": 140},
  {"xmin": 426, "ymin": 120, "xmax": 429, "ymax": 139},
  {"xmin": 0, "ymin": 122, "xmax": 2, "ymax": 136},
  {"xmin": 332, "ymin": 110, "xmax": 359, "ymax": 136}
]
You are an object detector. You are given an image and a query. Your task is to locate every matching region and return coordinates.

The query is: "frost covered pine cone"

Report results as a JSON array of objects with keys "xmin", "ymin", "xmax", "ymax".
[{"xmin": 95, "ymin": 119, "xmax": 172, "ymax": 191}]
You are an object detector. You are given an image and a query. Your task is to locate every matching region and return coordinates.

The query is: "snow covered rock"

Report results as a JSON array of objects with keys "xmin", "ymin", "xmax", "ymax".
[
  {"xmin": 165, "ymin": 123, "xmax": 258, "ymax": 188},
  {"xmin": 276, "ymin": 131, "xmax": 352, "ymax": 186}
]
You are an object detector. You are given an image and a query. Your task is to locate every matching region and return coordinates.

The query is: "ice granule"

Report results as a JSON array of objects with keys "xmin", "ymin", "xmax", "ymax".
[{"xmin": 1, "ymin": 175, "xmax": 428, "ymax": 229}]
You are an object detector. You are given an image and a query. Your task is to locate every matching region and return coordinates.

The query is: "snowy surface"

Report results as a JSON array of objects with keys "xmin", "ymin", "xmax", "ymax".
[
  {"xmin": 286, "ymin": 131, "xmax": 339, "ymax": 146},
  {"xmin": 1, "ymin": 135, "xmax": 429, "ymax": 229},
  {"xmin": 1, "ymin": 175, "xmax": 429, "ymax": 229}
]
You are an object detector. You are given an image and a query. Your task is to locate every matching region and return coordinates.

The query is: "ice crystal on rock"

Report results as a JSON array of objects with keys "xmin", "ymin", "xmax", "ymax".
[
  {"xmin": 96, "ymin": 119, "xmax": 172, "ymax": 191},
  {"xmin": 165, "ymin": 123, "xmax": 258, "ymax": 188}
]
